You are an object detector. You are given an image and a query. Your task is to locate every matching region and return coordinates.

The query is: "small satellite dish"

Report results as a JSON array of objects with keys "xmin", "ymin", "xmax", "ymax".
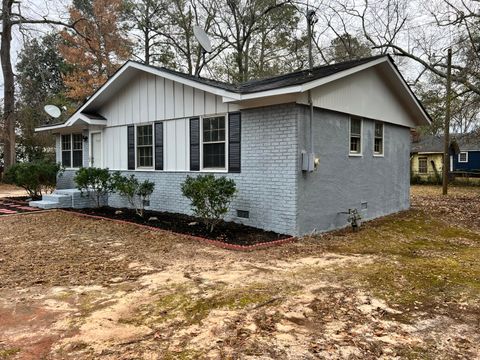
[
  {"xmin": 44, "ymin": 105, "xmax": 62, "ymax": 118},
  {"xmin": 193, "ymin": 25, "xmax": 212, "ymax": 53}
]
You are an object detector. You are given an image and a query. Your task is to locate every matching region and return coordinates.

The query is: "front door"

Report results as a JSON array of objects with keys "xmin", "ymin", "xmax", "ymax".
[{"xmin": 91, "ymin": 132, "xmax": 103, "ymax": 167}]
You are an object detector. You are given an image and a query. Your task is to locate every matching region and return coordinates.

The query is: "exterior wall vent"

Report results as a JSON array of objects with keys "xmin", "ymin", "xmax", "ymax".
[
  {"xmin": 237, "ymin": 210, "xmax": 250, "ymax": 218},
  {"xmin": 361, "ymin": 202, "xmax": 368, "ymax": 210}
]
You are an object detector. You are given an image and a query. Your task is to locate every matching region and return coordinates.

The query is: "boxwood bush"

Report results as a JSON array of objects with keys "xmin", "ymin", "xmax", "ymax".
[
  {"xmin": 112, "ymin": 173, "xmax": 155, "ymax": 217},
  {"xmin": 4, "ymin": 159, "xmax": 63, "ymax": 199},
  {"xmin": 74, "ymin": 167, "xmax": 115, "ymax": 207},
  {"xmin": 181, "ymin": 174, "xmax": 237, "ymax": 233}
]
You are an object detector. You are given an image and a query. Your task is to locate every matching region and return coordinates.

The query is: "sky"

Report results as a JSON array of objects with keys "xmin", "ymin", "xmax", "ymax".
[{"xmin": 0, "ymin": 0, "xmax": 70, "ymax": 94}]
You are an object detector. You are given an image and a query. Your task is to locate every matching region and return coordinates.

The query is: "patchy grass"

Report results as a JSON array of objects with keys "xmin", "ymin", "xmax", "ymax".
[
  {"xmin": 1, "ymin": 185, "xmax": 480, "ymax": 359},
  {"xmin": 318, "ymin": 207, "xmax": 480, "ymax": 317},
  {"xmin": 0, "ymin": 347, "xmax": 21, "ymax": 359},
  {"xmin": 121, "ymin": 282, "xmax": 288, "ymax": 327}
]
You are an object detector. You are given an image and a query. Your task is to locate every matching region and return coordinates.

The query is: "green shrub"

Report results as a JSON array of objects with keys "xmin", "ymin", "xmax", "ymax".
[
  {"xmin": 112, "ymin": 173, "xmax": 155, "ymax": 217},
  {"xmin": 181, "ymin": 175, "xmax": 237, "ymax": 233},
  {"xmin": 74, "ymin": 167, "xmax": 114, "ymax": 207},
  {"xmin": 4, "ymin": 159, "xmax": 63, "ymax": 199}
]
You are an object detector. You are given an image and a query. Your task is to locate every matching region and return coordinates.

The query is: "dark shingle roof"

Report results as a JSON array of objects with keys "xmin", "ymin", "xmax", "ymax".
[
  {"xmin": 412, "ymin": 133, "xmax": 480, "ymax": 153},
  {"xmin": 138, "ymin": 54, "xmax": 387, "ymax": 94}
]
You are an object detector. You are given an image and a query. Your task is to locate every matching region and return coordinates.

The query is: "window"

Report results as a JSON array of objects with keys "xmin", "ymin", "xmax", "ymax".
[
  {"xmin": 349, "ymin": 118, "xmax": 362, "ymax": 155},
  {"xmin": 61, "ymin": 134, "xmax": 83, "ymax": 168},
  {"xmin": 374, "ymin": 122, "xmax": 384, "ymax": 155},
  {"xmin": 61, "ymin": 135, "xmax": 71, "ymax": 167},
  {"xmin": 458, "ymin": 152, "xmax": 468, "ymax": 163},
  {"xmin": 202, "ymin": 116, "xmax": 226, "ymax": 169},
  {"xmin": 137, "ymin": 125, "xmax": 153, "ymax": 167},
  {"xmin": 72, "ymin": 134, "xmax": 83, "ymax": 168},
  {"xmin": 418, "ymin": 157, "xmax": 428, "ymax": 174}
]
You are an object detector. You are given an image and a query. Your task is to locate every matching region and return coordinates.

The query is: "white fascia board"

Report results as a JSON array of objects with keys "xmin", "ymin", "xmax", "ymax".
[
  {"xmin": 35, "ymin": 123, "xmax": 69, "ymax": 132},
  {"xmin": 222, "ymin": 85, "xmax": 303, "ymax": 103},
  {"xmin": 52, "ymin": 61, "xmax": 241, "ymax": 132},
  {"xmin": 222, "ymin": 58, "xmax": 388, "ymax": 103},
  {"xmin": 35, "ymin": 114, "xmax": 106, "ymax": 132},
  {"xmin": 383, "ymin": 60, "xmax": 431, "ymax": 126},
  {"xmin": 300, "ymin": 58, "xmax": 389, "ymax": 92},
  {"xmin": 129, "ymin": 62, "xmax": 241, "ymax": 100}
]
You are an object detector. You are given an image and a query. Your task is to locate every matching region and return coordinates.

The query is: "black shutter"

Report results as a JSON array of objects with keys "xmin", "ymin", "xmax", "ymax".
[
  {"xmin": 154, "ymin": 122, "xmax": 164, "ymax": 170},
  {"xmin": 228, "ymin": 112, "xmax": 241, "ymax": 173},
  {"xmin": 127, "ymin": 125, "xmax": 135, "ymax": 170},
  {"xmin": 190, "ymin": 117, "xmax": 200, "ymax": 171}
]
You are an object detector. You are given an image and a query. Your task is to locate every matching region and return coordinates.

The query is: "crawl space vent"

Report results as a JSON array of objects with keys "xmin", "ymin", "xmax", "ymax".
[{"xmin": 237, "ymin": 210, "xmax": 250, "ymax": 219}]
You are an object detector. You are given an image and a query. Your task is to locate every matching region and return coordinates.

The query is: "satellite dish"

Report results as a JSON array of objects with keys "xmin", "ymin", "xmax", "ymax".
[
  {"xmin": 44, "ymin": 105, "xmax": 62, "ymax": 118},
  {"xmin": 193, "ymin": 25, "xmax": 212, "ymax": 53}
]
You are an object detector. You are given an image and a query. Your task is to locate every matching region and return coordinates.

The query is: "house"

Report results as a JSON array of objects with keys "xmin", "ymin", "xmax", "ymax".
[
  {"xmin": 34, "ymin": 55, "xmax": 430, "ymax": 236},
  {"xmin": 411, "ymin": 133, "xmax": 480, "ymax": 180},
  {"xmin": 410, "ymin": 134, "xmax": 444, "ymax": 180}
]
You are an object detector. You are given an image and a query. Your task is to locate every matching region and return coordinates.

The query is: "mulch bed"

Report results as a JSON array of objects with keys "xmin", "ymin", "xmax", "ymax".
[
  {"xmin": 66, "ymin": 207, "xmax": 291, "ymax": 246},
  {"xmin": 0, "ymin": 199, "xmax": 41, "ymax": 215}
]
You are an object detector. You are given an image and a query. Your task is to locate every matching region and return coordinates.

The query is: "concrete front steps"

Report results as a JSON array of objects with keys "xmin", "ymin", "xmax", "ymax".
[
  {"xmin": 29, "ymin": 191, "xmax": 72, "ymax": 209},
  {"xmin": 29, "ymin": 189, "xmax": 105, "ymax": 209}
]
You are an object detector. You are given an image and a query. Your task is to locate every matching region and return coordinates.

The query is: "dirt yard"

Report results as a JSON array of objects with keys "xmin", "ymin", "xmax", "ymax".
[
  {"xmin": 0, "ymin": 185, "xmax": 479, "ymax": 359},
  {"xmin": 0, "ymin": 184, "xmax": 27, "ymax": 198}
]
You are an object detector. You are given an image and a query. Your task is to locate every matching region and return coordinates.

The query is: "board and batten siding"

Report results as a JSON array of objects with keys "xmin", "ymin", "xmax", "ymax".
[
  {"xmin": 97, "ymin": 71, "xmax": 240, "ymax": 171},
  {"xmin": 99, "ymin": 72, "xmax": 237, "ymax": 126},
  {"xmin": 102, "ymin": 126, "xmax": 128, "ymax": 170},
  {"xmin": 102, "ymin": 118, "xmax": 191, "ymax": 171},
  {"xmin": 303, "ymin": 66, "xmax": 417, "ymax": 128}
]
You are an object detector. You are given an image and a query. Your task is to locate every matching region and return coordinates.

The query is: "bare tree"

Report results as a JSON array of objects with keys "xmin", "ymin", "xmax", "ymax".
[
  {"xmin": 124, "ymin": 0, "xmax": 166, "ymax": 65},
  {"xmin": 210, "ymin": 0, "xmax": 296, "ymax": 82},
  {"xmin": 336, "ymin": 0, "xmax": 480, "ymax": 96},
  {"xmin": 1, "ymin": 0, "xmax": 82, "ymax": 168}
]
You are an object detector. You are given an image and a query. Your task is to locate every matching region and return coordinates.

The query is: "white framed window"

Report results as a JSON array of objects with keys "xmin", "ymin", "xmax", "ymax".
[
  {"xmin": 373, "ymin": 121, "xmax": 384, "ymax": 156},
  {"xmin": 61, "ymin": 134, "xmax": 83, "ymax": 168},
  {"xmin": 349, "ymin": 117, "xmax": 362, "ymax": 155},
  {"xmin": 458, "ymin": 152, "xmax": 468, "ymax": 163},
  {"xmin": 136, "ymin": 124, "xmax": 153, "ymax": 168},
  {"xmin": 418, "ymin": 157, "xmax": 428, "ymax": 174},
  {"xmin": 201, "ymin": 115, "xmax": 227, "ymax": 170},
  {"xmin": 72, "ymin": 134, "xmax": 83, "ymax": 167}
]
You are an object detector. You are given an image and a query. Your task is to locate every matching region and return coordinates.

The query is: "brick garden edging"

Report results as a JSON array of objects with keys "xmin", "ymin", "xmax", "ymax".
[{"xmin": 59, "ymin": 209, "xmax": 297, "ymax": 252}]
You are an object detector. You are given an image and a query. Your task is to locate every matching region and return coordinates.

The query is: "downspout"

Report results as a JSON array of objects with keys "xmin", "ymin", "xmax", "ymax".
[
  {"xmin": 306, "ymin": 9, "xmax": 317, "ymax": 172},
  {"xmin": 309, "ymin": 89, "xmax": 314, "ymax": 160}
]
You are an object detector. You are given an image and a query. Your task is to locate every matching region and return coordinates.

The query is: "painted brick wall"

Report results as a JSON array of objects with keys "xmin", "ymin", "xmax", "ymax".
[
  {"xmin": 296, "ymin": 106, "xmax": 411, "ymax": 234},
  {"xmin": 57, "ymin": 104, "xmax": 300, "ymax": 235}
]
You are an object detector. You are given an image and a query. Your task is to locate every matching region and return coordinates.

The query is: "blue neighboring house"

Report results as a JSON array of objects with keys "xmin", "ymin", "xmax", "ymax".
[
  {"xmin": 411, "ymin": 133, "xmax": 480, "ymax": 175},
  {"xmin": 451, "ymin": 133, "xmax": 480, "ymax": 173}
]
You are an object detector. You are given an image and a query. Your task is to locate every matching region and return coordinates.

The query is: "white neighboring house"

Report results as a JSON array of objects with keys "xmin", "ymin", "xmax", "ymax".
[{"xmin": 34, "ymin": 55, "xmax": 430, "ymax": 236}]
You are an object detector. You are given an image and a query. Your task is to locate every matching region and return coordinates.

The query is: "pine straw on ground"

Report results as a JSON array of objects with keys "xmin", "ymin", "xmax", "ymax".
[
  {"xmin": 0, "ymin": 185, "xmax": 479, "ymax": 359},
  {"xmin": 410, "ymin": 185, "xmax": 480, "ymax": 230}
]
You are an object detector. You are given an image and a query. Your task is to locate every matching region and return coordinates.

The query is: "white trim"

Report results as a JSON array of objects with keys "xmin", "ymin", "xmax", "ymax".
[
  {"xmin": 37, "ymin": 56, "xmax": 430, "ymax": 134},
  {"xmin": 200, "ymin": 114, "xmax": 228, "ymax": 171},
  {"xmin": 61, "ymin": 133, "xmax": 84, "ymax": 170},
  {"xmin": 373, "ymin": 121, "xmax": 385, "ymax": 157},
  {"xmin": 304, "ymin": 58, "xmax": 389, "ymax": 92},
  {"xmin": 135, "ymin": 123, "xmax": 154, "ymax": 169},
  {"xmin": 458, "ymin": 151, "xmax": 469, "ymax": 163},
  {"xmin": 89, "ymin": 131, "xmax": 103, "ymax": 168},
  {"xmin": 450, "ymin": 155, "xmax": 453, "ymax": 172},
  {"xmin": 384, "ymin": 61, "xmax": 431, "ymax": 126},
  {"xmin": 349, "ymin": 117, "xmax": 363, "ymax": 157}
]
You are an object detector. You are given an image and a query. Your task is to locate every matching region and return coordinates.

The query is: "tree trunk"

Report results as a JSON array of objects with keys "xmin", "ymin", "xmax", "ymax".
[{"xmin": 1, "ymin": 0, "xmax": 16, "ymax": 168}]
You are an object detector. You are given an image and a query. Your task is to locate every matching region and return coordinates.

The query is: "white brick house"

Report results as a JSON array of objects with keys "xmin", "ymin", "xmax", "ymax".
[{"xmin": 35, "ymin": 55, "xmax": 430, "ymax": 235}]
